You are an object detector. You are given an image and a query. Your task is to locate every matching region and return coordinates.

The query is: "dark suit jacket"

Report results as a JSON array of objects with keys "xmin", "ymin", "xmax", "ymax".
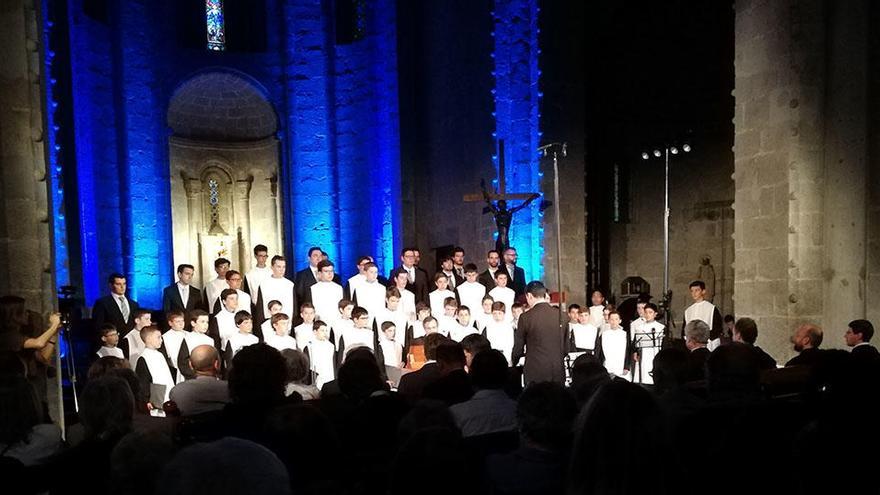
[
  {"xmin": 436, "ymin": 270, "xmax": 465, "ymax": 291},
  {"xmin": 504, "ymin": 265, "xmax": 527, "ymax": 296},
  {"xmin": 294, "ymin": 267, "xmax": 319, "ymax": 305},
  {"xmin": 478, "ymin": 267, "xmax": 510, "ymax": 291},
  {"xmin": 511, "ymin": 301, "xmax": 567, "ymax": 384},
  {"xmin": 92, "ymin": 295, "xmax": 139, "ymax": 334},
  {"xmin": 397, "ymin": 362, "xmax": 441, "ymax": 401},
  {"xmin": 423, "ymin": 369, "xmax": 473, "ymax": 405},
  {"xmin": 687, "ymin": 347, "xmax": 711, "ymax": 382},
  {"xmin": 784, "ymin": 347, "xmax": 824, "ymax": 368},
  {"xmin": 390, "ymin": 266, "xmax": 429, "ymax": 304},
  {"xmin": 162, "ymin": 284, "xmax": 203, "ymax": 316}
]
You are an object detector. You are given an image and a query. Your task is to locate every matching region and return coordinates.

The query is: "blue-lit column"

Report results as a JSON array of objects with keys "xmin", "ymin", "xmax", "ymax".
[
  {"xmin": 282, "ymin": 0, "xmax": 339, "ymax": 266},
  {"xmin": 41, "ymin": 0, "xmax": 71, "ymax": 290},
  {"xmin": 366, "ymin": 0, "xmax": 402, "ymax": 275},
  {"xmin": 115, "ymin": 0, "xmax": 173, "ymax": 308},
  {"xmin": 492, "ymin": 0, "xmax": 543, "ymax": 282}
]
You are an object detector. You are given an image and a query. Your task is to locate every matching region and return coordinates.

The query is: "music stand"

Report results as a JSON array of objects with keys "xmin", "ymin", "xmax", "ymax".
[{"xmin": 632, "ymin": 328, "xmax": 664, "ymax": 384}]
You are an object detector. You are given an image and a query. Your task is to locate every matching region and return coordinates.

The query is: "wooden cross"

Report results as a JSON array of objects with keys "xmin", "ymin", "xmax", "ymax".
[{"xmin": 463, "ymin": 140, "xmax": 538, "ymax": 203}]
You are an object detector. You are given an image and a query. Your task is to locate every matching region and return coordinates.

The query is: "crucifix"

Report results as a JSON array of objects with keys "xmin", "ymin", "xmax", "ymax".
[{"xmin": 463, "ymin": 140, "xmax": 541, "ymax": 253}]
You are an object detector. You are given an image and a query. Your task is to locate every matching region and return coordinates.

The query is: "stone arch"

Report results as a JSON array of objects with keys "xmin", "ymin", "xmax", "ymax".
[{"xmin": 167, "ymin": 70, "xmax": 278, "ymax": 141}]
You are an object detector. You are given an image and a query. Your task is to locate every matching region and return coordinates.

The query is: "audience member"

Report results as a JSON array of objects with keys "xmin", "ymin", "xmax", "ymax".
[{"xmin": 449, "ymin": 349, "xmax": 517, "ymax": 437}]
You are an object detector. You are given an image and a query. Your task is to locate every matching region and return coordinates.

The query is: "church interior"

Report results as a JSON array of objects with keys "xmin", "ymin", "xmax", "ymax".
[{"xmin": 1, "ymin": 1, "xmax": 879, "ymax": 494}]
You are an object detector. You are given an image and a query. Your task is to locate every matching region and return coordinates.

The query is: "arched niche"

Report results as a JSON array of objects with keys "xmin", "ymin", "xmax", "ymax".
[{"xmin": 167, "ymin": 70, "xmax": 282, "ymax": 287}]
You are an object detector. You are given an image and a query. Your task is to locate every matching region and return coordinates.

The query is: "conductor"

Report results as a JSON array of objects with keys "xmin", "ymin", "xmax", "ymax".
[{"xmin": 511, "ymin": 281, "xmax": 568, "ymax": 384}]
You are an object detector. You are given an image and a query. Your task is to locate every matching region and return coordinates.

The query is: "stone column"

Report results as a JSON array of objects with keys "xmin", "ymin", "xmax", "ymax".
[
  {"xmin": 234, "ymin": 176, "xmax": 253, "ymax": 271},
  {"xmin": 269, "ymin": 174, "xmax": 282, "ymax": 255},
  {"xmin": 0, "ymin": 0, "xmax": 53, "ymax": 314},
  {"xmin": 183, "ymin": 177, "xmax": 204, "ymax": 285},
  {"xmin": 734, "ymin": 0, "xmax": 872, "ymax": 360}
]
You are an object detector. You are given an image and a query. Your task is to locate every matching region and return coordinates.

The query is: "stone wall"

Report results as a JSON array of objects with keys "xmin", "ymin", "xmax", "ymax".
[
  {"xmin": 734, "ymin": 0, "xmax": 878, "ymax": 361},
  {"xmin": 0, "ymin": 0, "xmax": 54, "ymax": 314}
]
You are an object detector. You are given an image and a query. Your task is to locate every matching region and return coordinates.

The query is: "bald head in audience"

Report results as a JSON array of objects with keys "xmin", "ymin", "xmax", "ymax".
[
  {"xmin": 791, "ymin": 323, "xmax": 823, "ymax": 352},
  {"xmin": 189, "ymin": 345, "xmax": 220, "ymax": 377}
]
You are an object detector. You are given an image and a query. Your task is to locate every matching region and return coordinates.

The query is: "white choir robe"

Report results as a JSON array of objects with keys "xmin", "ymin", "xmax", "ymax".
[
  {"xmin": 597, "ymin": 327, "xmax": 630, "ymax": 378},
  {"xmin": 450, "ymin": 322, "xmax": 479, "ymax": 343},
  {"xmin": 483, "ymin": 320, "xmax": 515, "ymax": 365},
  {"xmin": 339, "ymin": 327, "xmax": 376, "ymax": 357},
  {"xmin": 245, "ymin": 266, "xmax": 271, "ymax": 298},
  {"xmin": 473, "ymin": 311, "xmax": 494, "ymax": 332},
  {"xmin": 631, "ymin": 321, "xmax": 665, "ymax": 384},
  {"xmin": 685, "ymin": 300, "xmax": 721, "ymax": 350},
  {"xmin": 588, "ymin": 305, "xmax": 605, "ymax": 328},
  {"xmin": 488, "ymin": 286, "xmax": 516, "ymax": 320},
  {"xmin": 428, "ymin": 289, "xmax": 456, "ymax": 318},
  {"xmin": 331, "ymin": 318, "xmax": 354, "ymax": 351},
  {"xmin": 630, "ymin": 317, "xmax": 647, "ymax": 335},
  {"xmin": 397, "ymin": 288, "xmax": 417, "ymax": 321},
  {"xmin": 137, "ymin": 348, "xmax": 175, "ymax": 405},
  {"xmin": 206, "ymin": 277, "xmax": 230, "ymax": 313},
  {"xmin": 437, "ymin": 315, "xmax": 457, "ymax": 337},
  {"xmin": 260, "ymin": 319, "xmax": 275, "ymax": 341},
  {"xmin": 96, "ymin": 346, "xmax": 124, "ymax": 359},
  {"xmin": 347, "ymin": 273, "xmax": 367, "ymax": 298},
  {"xmin": 456, "ymin": 282, "xmax": 486, "ymax": 317},
  {"xmin": 124, "ymin": 330, "xmax": 147, "ymax": 369},
  {"xmin": 227, "ymin": 332, "xmax": 259, "ymax": 357},
  {"xmin": 257, "ymin": 276, "xmax": 296, "ymax": 323},
  {"xmin": 162, "ymin": 329, "xmax": 189, "ymax": 384},
  {"xmin": 215, "ymin": 309, "xmax": 238, "ymax": 351},
  {"xmin": 375, "ymin": 308, "xmax": 408, "ymax": 341},
  {"xmin": 185, "ymin": 331, "xmax": 215, "ymax": 353},
  {"xmin": 351, "ymin": 281, "xmax": 386, "ymax": 325},
  {"xmin": 266, "ymin": 333, "xmax": 298, "ymax": 352},
  {"xmin": 380, "ymin": 338, "xmax": 404, "ymax": 368},
  {"xmin": 310, "ymin": 281, "xmax": 344, "ymax": 323},
  {"xmin": 306, "ymin": 339, "xmax": 336, "ymax": 390},
  {"xmin": 570, "ymin": 323, "xmax": 599, "ymax": 352},
  {"xmin": 294, "ymin": 321, "xmax": 315, "ymax": 351},
  {"xmin": 410, "ymin": 320, "xmax": 426, "ymax": 340}
]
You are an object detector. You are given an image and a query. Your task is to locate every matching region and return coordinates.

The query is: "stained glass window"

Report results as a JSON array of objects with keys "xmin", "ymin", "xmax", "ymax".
[
  {"xmin": 209, "ymin": 178, "xmax": 221, "ymax": 227},
  {"xmin": 206, "ymin": 0, "xmax": 225, "ymax": 51}
]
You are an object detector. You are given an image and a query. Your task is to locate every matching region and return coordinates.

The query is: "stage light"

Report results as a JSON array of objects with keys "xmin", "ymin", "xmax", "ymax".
[
  {"xmin": 670, "ymin": 147, "xmax": 679, "ymax": 154},
  {"xmin": 683, "ymin": 144, "xmax": 691, "ymax": 152},
  {"xmin": 641, "ymin": 152, "xmax": 650, "ymax": 160},
  {"xmin": 653, "ymin": 150, "xmax": 662, "ymax": 158}
]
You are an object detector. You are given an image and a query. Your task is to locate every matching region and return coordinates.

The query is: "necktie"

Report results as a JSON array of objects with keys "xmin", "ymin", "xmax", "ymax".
[
  {"xmin": 408, "ymin": 268, "xmax": 414, "ymax": 284},
  {"xmin": 118, "ymin": 296, "xmax": 130, "ymax": 321}
]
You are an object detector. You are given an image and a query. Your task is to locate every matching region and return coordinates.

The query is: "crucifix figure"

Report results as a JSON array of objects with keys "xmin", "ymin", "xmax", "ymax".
[{"xmin": 463, "ymin": 140, "xmax": 540, "ymax": 253}]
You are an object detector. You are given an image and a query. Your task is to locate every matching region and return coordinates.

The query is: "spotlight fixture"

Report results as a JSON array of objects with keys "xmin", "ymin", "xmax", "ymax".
[
  {"xmin": 682, "ymin": 144, "xmax": 691, "ymax": 152},
  {"xmin": 641, "ymin": 152, "xmax": 650, "ymax": 160},
  {"xmin": 653, "ymin": 150, "xmax": 662, "ymax": 158},
  {"xmin": 670, "ymin": 147, "xmax": 679, "ymax": 154}
]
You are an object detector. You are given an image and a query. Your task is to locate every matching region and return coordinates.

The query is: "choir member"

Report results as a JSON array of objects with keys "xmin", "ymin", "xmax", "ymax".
[
  {"xmin": 456, "ymin": 264, "xmax": 486, "ymax": 320},
  {"xmin": 161, "ymin": 264, "xmax": 202, "ymax": 325},
  {"xmin": 293, "ymin": 303, "xmax": 317, "ymax": 350},
  {"xmin": 483, "ymin": 302, "xmax": 515, "ymax": 365},
  {"xmin": 488, "ymin": 272, "xmax": 516, "ymax": 321},
  {"xmin": 134, "ymin": 326, "xmax": 176, "ymax": 412},
  {"xmin": 259, "ymin": 300, "xmax": 284, "ymax": 341},
  {"xmin": 123, "ymin": 309, "xmax": 153, "ymax": 368},
  {"xmin": 212, "ymin": 270, "xmax": 252, "ymax": 317},
  {"xmin": 161, "ymin": 310, "xmax": 194, "ymax": 383},
  {"xmin": 683, "ymin": 280, "xmax": 724, "ymax": 350},
  {"xmin": 204, "ymin": 258, "xmax": 231, "ymax": 313},
  {"xmin": 595, "ymin": 311, "xmax": 632, "ymax": 378},
  {"xmin": 95, "ymin": 323, "xmax": 124, "ymax": 359},
  {"xmin": 352, "ymin": 262, "xmax": 387, "ymax": 324},
  {"xmin": 304, "ymin": 320, "xmax": 336, "ymax": 389},
  {"xmin": 293, "ymin": 247, "xmax": 323, "ymax": 305},
  {"xmin": 586, "ymin": 290, "xmax": 606, "ymax": 327},
  {"xmin": 210, "ymin": 289, "xmax": 240, "ymax": 351},
  {"xmin": 450, "ymin": 306, "xmax": 479, "ymax": 343},
  {"xmin": 254, "ymin": 255, "xmax": 296, "ymax": 332},
  {"xmin": 569, "ymin": 310, "xmax": 599, "ymax": 353},
  {"xmin": 185, "ymin": 310, "xmax": 215, "ymax": 353},
  {"xmin": 265, "ymin": 313, "xmax": 297, "ymax": 352},
  {"xmin": 243, "ymin": 244, "xmax": 271, "ymax": 298},
  {"xmin": 428, "ymin": 272, "xmax": 456, "ymax": 318},
  {"xmin": 631, "ymin": 303, "xmax": 665, "ymax": 384},
  {"xmin": 310, "ymin": 260, "xmax": 344, "ymax": 324}
]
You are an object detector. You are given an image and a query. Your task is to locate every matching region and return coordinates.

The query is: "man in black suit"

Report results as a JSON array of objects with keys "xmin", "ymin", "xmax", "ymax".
[
  {"xmin": 684, "ymin": 319, "xmax": 711, "ymax": 381},
  {"xmin": 846, "ymin": 319, "xmax": 879, "ymax": 361},
  {"xmin": 732, "ymin": 317, "xmax": 776, "ymax": 370},
  {"xmin": 294, "ymin": 246, "xmax": 323, "ymax": 305},
  {"xmin": 502, "ymin": 247, "xmax": 527, "ymax": 297},
  {"xmin": 478, "ymin": 250, "xmax": 508, "ymax": 290},
  {"xmin": 162, "ymin": 264, "xmax": 203, "ymax": 327},
  {"xmin": 511, "ymin": 281, "xmax": 567, "ymax": 384},
  {"xmin": 436, "ymin": 255, "xmax": 464, "ymax": 291},
  {"xmin": 785, "ymin": 323, "xmax": 824, "ymax": 367},
  {"xmin": 389, "ymin": 247, "xmax": 429, "ymax": 304},
  {"xmin": 397, "ymin": 333, "xmax": 446, "ymax": 402},
  {"xmin": 92, "ymin": 273, "xmax": 139, "ymax": 334}
]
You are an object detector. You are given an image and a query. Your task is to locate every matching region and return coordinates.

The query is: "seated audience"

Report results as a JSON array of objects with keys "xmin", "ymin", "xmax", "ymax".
[
  {"xmin": 449, "ymin": 349, "xmax": 517, "ymax": 437},
  {"xmin": 168, "ymin": 345, "xmax": 230, "ymax": 416}
]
